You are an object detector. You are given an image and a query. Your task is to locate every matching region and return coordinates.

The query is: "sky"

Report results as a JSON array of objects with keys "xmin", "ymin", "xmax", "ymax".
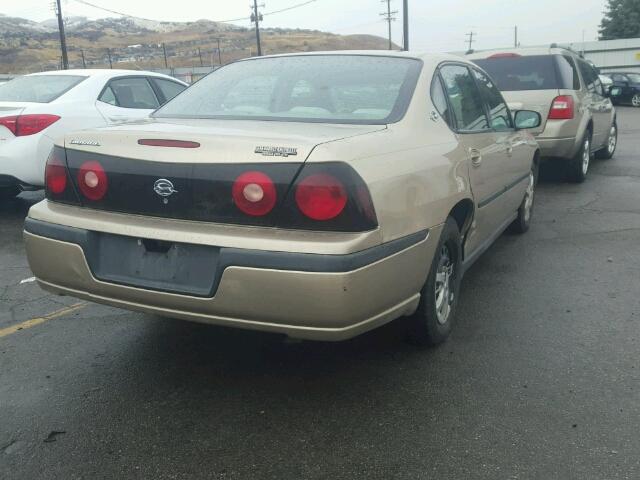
[{"xmin": 1, "ymin": 0, "xmax": 608, "ymax": 52}]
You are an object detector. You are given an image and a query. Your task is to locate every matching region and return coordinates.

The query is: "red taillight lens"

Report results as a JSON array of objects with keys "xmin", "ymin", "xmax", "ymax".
[
  {"xmin": 0, "ymin": 116, "xmax": 18, "ymax": 135},
  {"xmin": 77, "ymin": 160, "xmax": 108, "ymax": 201},
  {"xmin": 138, "ymin": 139, "xmax": 200, "ymax": 148},
  {"xmin": 232, "ymin": 171, "xmax": 277, "ymax": 216},
  {"xmin": 295, "ymin": 173, "xmax": 348, "ymax": 221},
  {"xmin": 45, "ymin": 151, "xmax": 67, "ymax": 195},
  {"xmin": 548, "ymin": 95, "xmax": 574, "ymax": 120}
]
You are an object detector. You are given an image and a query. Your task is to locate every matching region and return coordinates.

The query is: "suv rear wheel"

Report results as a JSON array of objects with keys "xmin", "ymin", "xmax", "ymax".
[
  {"xmin": 568, "ymin": 132, "xmax": 592, "ymax": 183},
  {"xmin": 596, "ymin": 122, "xmax": 617, "ymax": 160},
  {"xmin": 405, "ymin": 217, "xmax": 462, "ymax": 346}
]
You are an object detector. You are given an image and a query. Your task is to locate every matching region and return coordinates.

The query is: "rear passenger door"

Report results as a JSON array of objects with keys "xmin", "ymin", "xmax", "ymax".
[
  {"xmin": 437, "ymin": 64, "xmax": 510, "ymax": 251},
  {"xmin": 577, "ymin": 60, "xmax": 612, "ymax": 148},
  {"xmin": 96, "ymin": 76, "xmax": 161, "ymax": 123}
]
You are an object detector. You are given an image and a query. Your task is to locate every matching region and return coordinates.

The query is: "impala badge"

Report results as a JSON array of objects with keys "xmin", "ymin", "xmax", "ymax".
[
  {"xmin": 254, "ymin": 146, "xmax": 298, "ymax": 157},
  {"xmin": 154, "ymin": 179, "xmax": 178, "ymax": 204}
]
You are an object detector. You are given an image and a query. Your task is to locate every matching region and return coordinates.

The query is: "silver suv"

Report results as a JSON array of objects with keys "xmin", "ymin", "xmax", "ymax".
[{"xmin": 468, "ymin": 46, "xmax": 619, "ymax": 182}]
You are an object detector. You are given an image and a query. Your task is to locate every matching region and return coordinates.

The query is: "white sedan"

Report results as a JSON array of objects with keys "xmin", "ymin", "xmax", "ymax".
[{"xmin": 0, "ymin": 69, "xmax": 187, "ymax": 199}]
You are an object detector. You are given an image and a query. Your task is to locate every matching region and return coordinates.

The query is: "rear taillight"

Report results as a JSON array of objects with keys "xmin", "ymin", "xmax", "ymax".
[
  {"xmin": 0, "ymin": 114, "xmax": 60, "ymax": 136},
  {"xmin": 295, "ymin": 173, "xmax": 348, "ymax": 221},
  {"xmin": 45, "ymin": 150, "xmax": 67, "ymax": 194},
  {"xmin": 548, "ymin": 95, "xmax": 574, "ymax": 120},
  {"xmin": 77, "ymin": 161, "xmax": 108, "ymax": 201},
  {"xmin": 232, "ymin": 170, "xmax": 277, "ymax": 216}
]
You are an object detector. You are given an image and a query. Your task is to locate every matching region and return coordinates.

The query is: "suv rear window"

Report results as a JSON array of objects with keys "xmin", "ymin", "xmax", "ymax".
[{"xmin": 473, "ymin": 54, "xmax": 578, "ymax": 91}]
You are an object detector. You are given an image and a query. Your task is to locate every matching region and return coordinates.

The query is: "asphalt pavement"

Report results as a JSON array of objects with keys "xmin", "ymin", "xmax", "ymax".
[{"xmin": 1, "ymin": 107, "xmax": 639, "ymax": 480}]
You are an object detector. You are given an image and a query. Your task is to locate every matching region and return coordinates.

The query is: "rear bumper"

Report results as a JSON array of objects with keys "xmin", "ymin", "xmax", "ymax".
[
  {"xmin": 535, "ymin": 136, "xmax": 578, "ymax": 160},
  {"xmin": 24, "ymin": 218, "xmax": 440, "ymax": 340},
  {"xmin": 0, "ymin": 133, "xmax": 52, "ymax": 186}
]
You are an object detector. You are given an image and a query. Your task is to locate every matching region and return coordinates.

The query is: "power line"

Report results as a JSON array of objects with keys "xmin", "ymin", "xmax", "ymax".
[
  {"xmin": 71, "ymin": 0, "xmax": 319, "ymax": 25},
  {"xmin": 379, "ymin": 0, "xmax": 397, "ymax": 51}
]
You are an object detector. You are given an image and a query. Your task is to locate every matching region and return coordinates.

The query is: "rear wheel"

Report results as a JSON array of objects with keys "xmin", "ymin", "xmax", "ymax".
[
  {"xmin": 509, "ymin": 161, "xmax": 538, "ymax": 234},
  {"xmin": 405, "ymin": 217, "xmax": 462, "ymax": 346},
  {"xmin": 596, "ymin": 123, "xmax": 617, "ymax": 160},
  {"xmin": 0, "ymin": 186, "xmax": 20, "ymax": 200},
  {"xmin": 567, "ymin": 132, "xmax": 591, "ymax": 183},
  {"xmin": 632, "ymin": 94, "xmax": 640, "ymax": 107}
]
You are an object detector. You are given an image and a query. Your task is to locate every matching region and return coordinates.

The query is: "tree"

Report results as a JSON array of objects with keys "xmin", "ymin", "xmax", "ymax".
[{"xmin": 600, "ymin": 0, "xmax": 640, "ymax": 40}]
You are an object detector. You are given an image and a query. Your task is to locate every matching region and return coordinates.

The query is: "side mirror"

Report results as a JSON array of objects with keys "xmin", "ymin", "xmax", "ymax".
[
  {"xmin": 514, "ymin": 110, "xmax": 541, "ymax": 130},
  {"xmin": 607, "ymin": 86, "xmax": 622, "ymax": 98}
]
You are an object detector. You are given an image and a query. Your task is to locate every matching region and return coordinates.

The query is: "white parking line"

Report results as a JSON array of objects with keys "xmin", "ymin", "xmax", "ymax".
[{"xmin": 20, "ymin": 277, "xmax": 36, "ymax": 285}]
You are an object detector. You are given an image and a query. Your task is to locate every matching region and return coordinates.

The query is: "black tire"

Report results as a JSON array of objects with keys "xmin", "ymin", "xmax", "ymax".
[
  {"xmin": 0, "ymin": 186, "xmax": 20, "ymax": 200},
  {"xmin": 567, "ymin": 131, "xmax": 592, "ymax": 183},
  {"xmin": 405, "ymin": 217, "xmax": 462, "ymax": 346},
  {"xmin": 509, "ymin": 160, "xmax": 538, "ymax": 234},
  {"xmin": 595, "ymin": 122, "xmax": 617, "ymax": 160}
]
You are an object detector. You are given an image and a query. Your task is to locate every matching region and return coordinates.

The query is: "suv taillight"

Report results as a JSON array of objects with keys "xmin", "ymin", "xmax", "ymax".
[
  {"xmin": 0, "ymin": 114, "xmax": 60, "ymax": 136},
  {"xmin": 548, "ymin": 95, "xmax": 574, "ymax": 120}
]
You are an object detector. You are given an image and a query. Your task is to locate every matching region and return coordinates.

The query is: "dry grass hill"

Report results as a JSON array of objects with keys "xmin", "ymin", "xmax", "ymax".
[{"xmin": 0, "ymin": 14, "xmax": 397, "ymax": 73}]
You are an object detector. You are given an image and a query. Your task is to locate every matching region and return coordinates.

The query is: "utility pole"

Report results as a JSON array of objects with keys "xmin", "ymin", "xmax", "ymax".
[
  {"xmin": 465, "ymin": 31, "xmax": 475, "ymax": 52},
  {"xmin": 197, "ymin": 47, "xmax": 203, "ymax": 66},
  {"xmin": 251, "ymin": 0, "xmax": 264, "ymax": 56},
  {"xmin": 514, "ymin": 25, "xmax": 518, "ymax": 48},
  {"xmin": 80, "ymin": 49, "xmax": 86, "ymax": 68},
  {"xmin": 162, "ymin": 43, "xmax": 168, "ymax": 68},
  {"xmin": 216, "ymin": 38, "xmax": 222, "ymax": 65},
  {"xmin": 380, "ymin": 0, "xmax": 398, "ymax": 50},
  {"xmin": 402, "ymin": 0, "xmax": 409, "ymax": 51},
  {"xmin": 53, "ymin": 0, "xmax": 68, "ymax": 69},
  {"xmin": 107, "ymin": 48, "xmax": 113, "ymax": 69}
]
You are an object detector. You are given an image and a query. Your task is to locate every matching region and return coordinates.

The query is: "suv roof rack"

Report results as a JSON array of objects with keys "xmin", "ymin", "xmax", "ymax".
[{"xmin": 550, "ymin": 43, "xmax": 584, "ymax": 58}]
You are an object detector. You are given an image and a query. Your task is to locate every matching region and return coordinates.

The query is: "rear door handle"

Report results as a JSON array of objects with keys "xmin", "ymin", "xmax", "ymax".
[{"xmin": 469, "ymin": 149, "xmax": 482, "ymax": 167}]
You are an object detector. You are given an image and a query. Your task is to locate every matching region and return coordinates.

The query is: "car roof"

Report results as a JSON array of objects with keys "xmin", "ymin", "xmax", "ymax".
[
  {"xmin": 237, "ymin": 50, "xmax": 470, "ymax": 68},
  {"xmin": 25, "ymin": 69, "xmax": 187, "ymax": 84},
  {"xmin": 465, "ymin": 46, "xmax": 579, "ymax": 59}
]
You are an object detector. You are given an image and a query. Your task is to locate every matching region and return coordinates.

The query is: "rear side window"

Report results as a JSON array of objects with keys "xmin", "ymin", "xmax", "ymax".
[
  {"xmin": 0, "ymin": 75, "xmax": 86, "ymax": 103},
  {"xmin": 430, "ymin": 75, "xmax": 453, "ymax": 129},
  {"xmin": 472, "ymin": 68, "xmax": 513, "ymax": 130},
  {"xmin": 577, "ymin": 60, "xmax": 603, "ymax": 96},
  {"xmin": 439, "ymin": 65, "xmax": 489, "ymax": 132},
  {"xmin": 557, "ymin": 56, "xmax": 580, "ymax": 90},
  {"xmin": 99, "ymin": 77, "xmax": 160, "ymax": 109},
  {"xmin": 473, "ymin": 54, "xmax": 575, "ymax": 91},
  {"xmin": 152, "ymin": 78, "xmax": 186, "ymax": 104}
]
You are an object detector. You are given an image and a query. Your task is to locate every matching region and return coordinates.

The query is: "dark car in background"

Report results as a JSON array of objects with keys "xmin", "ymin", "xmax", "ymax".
[{"xmin": 605, "ymin": 72, "xmax": 640, "ymax": 107}]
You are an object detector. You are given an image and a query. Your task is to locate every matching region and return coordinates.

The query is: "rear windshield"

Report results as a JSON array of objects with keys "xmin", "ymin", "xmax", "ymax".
[
  {"xmin": 0, "ymin": 75, "xmax": 86, "ymax": 103},
  {"xmin": 153, "ymin": 55, "xmax": 423, "ymax": 124},
  {"xmin": 473, "ymin": 55, "xmax": 577, "ymax": 91}
]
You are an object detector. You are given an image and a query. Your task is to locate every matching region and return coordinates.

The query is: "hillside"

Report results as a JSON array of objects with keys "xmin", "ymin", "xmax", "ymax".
[{"xmin": 0, "ymin": 14, "xmax": 396, "ymax": 73}]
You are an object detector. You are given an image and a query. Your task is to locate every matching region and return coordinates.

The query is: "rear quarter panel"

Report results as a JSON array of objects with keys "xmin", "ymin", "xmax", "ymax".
[{"xmin": 308, "ymin": 110, "xmax": 471, "ymax": 244}]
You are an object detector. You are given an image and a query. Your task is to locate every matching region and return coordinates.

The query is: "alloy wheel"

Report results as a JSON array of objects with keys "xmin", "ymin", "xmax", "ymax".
[
  {"xmin": 523, "ymin": 170, "xmax": 535, "ymax": 222},
  {"xmin": 633, "ymin": 94, "xmax": 640, "ymax": 107},
  {"xmin": 608, "ymin": 125, "xmax": 617, "ymax": 155},
  {"xmin": 582, "ymin": 137, "xmax": 590, "ymax": 176},
  {"xmin": 434, "ymin": 245, "xmax": 455, "ymax": 325}
]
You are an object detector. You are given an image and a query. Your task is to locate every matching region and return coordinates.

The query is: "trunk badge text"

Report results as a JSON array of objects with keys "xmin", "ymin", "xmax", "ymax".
[
  {"xmin": 255, "ymin": 146, "xmax": 298, "ymax": 157},
  {"xmin": 154, "ymin": 179, "xmax": 178, "ymax": 204},
  {"xmin": 70, "ymin": 139, "xmax": 100, "ymax": 146}
]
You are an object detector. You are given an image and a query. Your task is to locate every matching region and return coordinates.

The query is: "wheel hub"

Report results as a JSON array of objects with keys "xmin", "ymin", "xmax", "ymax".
[
  {"xmin": 582, "ymin": 137, "xmax": 590, "ymax": 175},
  {"xmin": 523, "ymin": 170, "xmax": 535, "ymax": 222}
]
